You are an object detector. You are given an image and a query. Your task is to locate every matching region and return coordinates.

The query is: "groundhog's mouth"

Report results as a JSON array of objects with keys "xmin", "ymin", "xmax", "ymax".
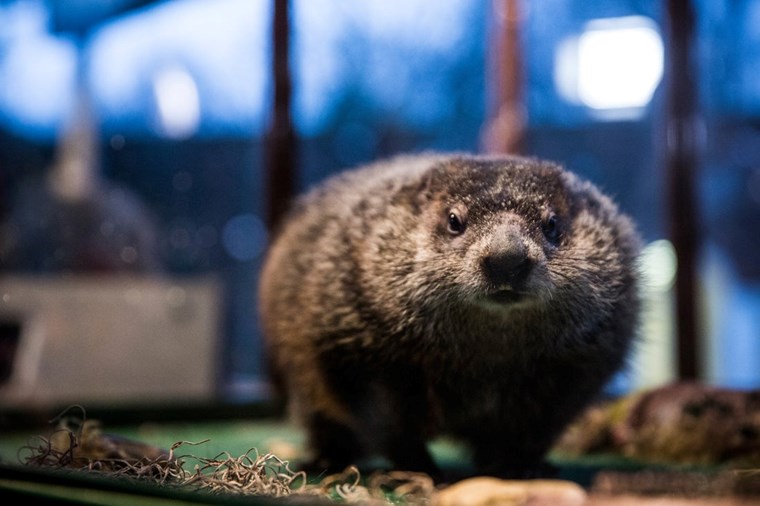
[{"xmin": 486, "ymin": 289, "xmax": 524, "ymax": 305}]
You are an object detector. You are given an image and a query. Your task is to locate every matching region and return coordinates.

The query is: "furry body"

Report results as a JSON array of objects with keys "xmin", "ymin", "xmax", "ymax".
[{"xmin": 259, "ymin": 154, "xmax": 641, "ymax": 477}]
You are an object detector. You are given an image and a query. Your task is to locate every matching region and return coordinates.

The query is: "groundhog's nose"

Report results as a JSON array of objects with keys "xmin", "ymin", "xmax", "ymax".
[{"xmin": 482, "ymin": 234, "xmax": 532, "ymax": 289}]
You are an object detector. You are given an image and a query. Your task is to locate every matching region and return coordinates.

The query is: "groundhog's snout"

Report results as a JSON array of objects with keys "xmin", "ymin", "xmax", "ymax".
[{"xmin": 481, "ymin": 226, "xmax": 533, "ymax": 290}]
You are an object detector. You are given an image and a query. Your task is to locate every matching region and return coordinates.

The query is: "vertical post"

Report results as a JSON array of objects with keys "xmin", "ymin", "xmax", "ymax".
[
  {"xmin": 482, "ymin": 0, "xmax": 525, "ymax": 155},
  {"xmin": 266, "ymin": 0, "xmax": 296, "ymax": 232},
  {"xmin": 665, "ymin": 0, "xmax": 701, "ymax": 380}
]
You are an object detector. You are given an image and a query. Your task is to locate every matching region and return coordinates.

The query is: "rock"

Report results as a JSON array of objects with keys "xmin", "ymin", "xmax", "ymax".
[{"xmin": 435, "ymin": 477, "xmax": 587, "ymax": 506}]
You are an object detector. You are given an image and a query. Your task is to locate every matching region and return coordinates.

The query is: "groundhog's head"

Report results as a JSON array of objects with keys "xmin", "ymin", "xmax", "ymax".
[{"xmin": 369, "ymin": 156, "xmax": 641, "ymax": 334}]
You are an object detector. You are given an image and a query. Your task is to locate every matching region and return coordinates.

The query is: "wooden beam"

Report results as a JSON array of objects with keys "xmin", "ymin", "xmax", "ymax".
[
  {"xmin": 265, "ymin": 0, "xmax": 296, "ymax": 232},
  {"xmin": 483, "ymin": 0, "xmax": 525, "ymax": 155},
  {"xmin": 664, "ymin": 0, "xmax": 702, "ymax": 380}
]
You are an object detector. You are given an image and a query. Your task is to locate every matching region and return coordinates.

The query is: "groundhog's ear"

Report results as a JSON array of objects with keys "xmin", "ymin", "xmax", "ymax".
[
  {"xmin": 400, "ymin": 161, "xmax": 449, "ymax": 214},
  {"xmin": 411, "ymin": 163, "xmax": 451, "ymax": 213},
  {"xmin": 561, "ymin": 171, "xmax": 602, "ymax": 214},
  {"xmin": 412, "ymin": 171, "xmax": 434, "ymax": 211}
]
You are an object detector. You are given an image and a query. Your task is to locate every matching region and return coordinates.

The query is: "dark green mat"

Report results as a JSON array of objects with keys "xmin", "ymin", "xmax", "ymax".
[{"xmin": 0, "ymin": 414, "xmax": 726, "ymax": 504}]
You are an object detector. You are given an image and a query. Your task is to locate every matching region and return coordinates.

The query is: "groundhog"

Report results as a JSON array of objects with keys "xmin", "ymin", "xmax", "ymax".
[{"xmin": 259, "ymin": 153, "xmax": 641, "ymax": 478}]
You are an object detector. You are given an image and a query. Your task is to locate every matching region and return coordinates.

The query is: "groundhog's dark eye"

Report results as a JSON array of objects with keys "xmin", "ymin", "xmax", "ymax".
[
  {"xmin": 542, "ymin": 214, "xmax": 561, "ymax": 244},
  {"xmin": 447, "ymin": 211, "xmax": 466, "ymax": 235}
]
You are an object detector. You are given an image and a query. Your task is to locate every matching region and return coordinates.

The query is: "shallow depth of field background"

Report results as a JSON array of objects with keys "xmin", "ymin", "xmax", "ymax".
[{"xmin": 0, "ymin": 0, "xmax": 758, "ymax": 412}]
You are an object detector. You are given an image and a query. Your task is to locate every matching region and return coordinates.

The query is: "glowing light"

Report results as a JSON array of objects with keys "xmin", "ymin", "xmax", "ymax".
[
  {"xmin": 152, "ymin": 65, "xmax": 200, "ymax": 139},
  {"xmin": 641, "ymin": 239, "xmax": 677, "ymax": 292},
  {"xmin": 555, "ymin": 16, "xmax": 664, "ymax": 116},
  {"xmin": 0, "ymin": 35, "xmax": 77, "ymax": 138}
]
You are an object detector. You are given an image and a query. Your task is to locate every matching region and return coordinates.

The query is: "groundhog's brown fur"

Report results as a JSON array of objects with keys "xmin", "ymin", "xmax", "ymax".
[{"xmin": 259, "ymin": 153, "xmax": 641, "ymax": 478}]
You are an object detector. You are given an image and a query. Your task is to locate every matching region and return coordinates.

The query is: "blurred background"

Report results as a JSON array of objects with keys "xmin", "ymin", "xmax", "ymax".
[{"xmin": 0, "ymin": 0, "xmax": 758, "ymax": 415}]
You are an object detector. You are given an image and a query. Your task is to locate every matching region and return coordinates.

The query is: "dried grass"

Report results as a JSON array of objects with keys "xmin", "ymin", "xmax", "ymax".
[{"xmin": 18, "ymin": 406, "xmax": 436, "ymax": 503}]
